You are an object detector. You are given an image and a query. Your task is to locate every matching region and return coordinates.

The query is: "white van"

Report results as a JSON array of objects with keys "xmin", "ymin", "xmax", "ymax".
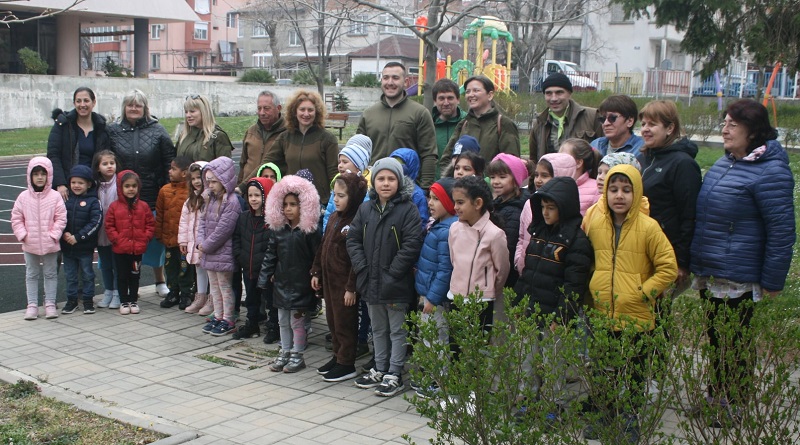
[{"xmin": 534, "ymin": 60, "xmax": 598, "ymax": 91}]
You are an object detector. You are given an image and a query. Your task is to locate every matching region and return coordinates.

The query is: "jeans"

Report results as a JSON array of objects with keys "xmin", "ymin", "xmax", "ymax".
[
  {"xmin": 278, "ymin": 308, "xmax": 309, "ymax": 353},
  {"xmin": 368, "ymin": 302, "xmax": 409, "ymax": 375},
  {"xmin": 24, "ymin": 252, "xmax": 59, "ymax": 305},
  {"xmin": 63, "ymin": 252, "xmax": 95, "ymax": 302},
  {"xmin": 96, "ymin": 245, "xmax": 116, "ymax": 291}
]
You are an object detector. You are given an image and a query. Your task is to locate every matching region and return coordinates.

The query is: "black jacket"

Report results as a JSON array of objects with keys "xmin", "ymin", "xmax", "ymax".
[
  {"xmin": 233, "ymin": 210, "xmax": 270, "ymax": 279},
  {"xmin": 494, "ymin": 189, "xmax": 529, "ymax": 288},
  {"xmin": 639, "ymin": 137, "xmax": 701, "ymax": 269},
  {"xmin": 258, "ymin": 225, "xmax": 321, "ymax": 310},
  {"xmin": 347, "ymin": 177, "xmax": 423, "ymax": 305},
  {"xmin": 60, "ymin": 191, "xmax": 102, "ymax": 257},
  {"xmin": 514, "ymin": 177, "xmax": 593, "ymax": 322},
  {"xmin": 108, "ymin": 117, "xmax": 176, "ymax": 209},
  {"xmin": 47, "ymin": 109, "xmax": 111, "ymax": 190}
]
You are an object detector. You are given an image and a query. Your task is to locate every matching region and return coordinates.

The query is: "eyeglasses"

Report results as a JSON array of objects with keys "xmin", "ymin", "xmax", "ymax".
[
  {"xmin": 719, "ymin": 120, "xmax": 739, "ymax": 130},
  {"xmin": 598, "ymin": 113, "xmax": 622, "ymax": 124}
]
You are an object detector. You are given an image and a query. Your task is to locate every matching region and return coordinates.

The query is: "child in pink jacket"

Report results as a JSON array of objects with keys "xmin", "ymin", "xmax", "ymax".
[{"xmin": 12, "ymin": 157, "xmax": 67, "ymax": 320}]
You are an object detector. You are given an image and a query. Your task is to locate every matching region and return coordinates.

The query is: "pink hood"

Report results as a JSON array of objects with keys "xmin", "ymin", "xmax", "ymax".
[
  {"xmin": 265, "ymin": 175, "xmax": 320, "ymax": 234},
  {"xmin": 539, "ymin": 153, "xmax": 577, "ymax": 178}
]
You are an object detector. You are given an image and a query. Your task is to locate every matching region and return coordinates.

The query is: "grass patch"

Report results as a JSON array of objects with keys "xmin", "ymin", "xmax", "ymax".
[
  {"xmin": 0, "ymin": 379, "xmax": 166, "ymax": 445},
  {"xmin": 196, "ymin": 354, "xmax": 238, "ymax": 367}
]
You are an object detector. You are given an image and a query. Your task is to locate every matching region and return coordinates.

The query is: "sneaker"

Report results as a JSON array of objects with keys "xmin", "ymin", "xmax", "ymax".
[
  {"xmin": 108, "ymin": 291, "xmax": 120, "ymax": 309},
  {"xmin": 61, "ymin": 300, "xmax": 79, "ymax": 314},
  {"xmin": 159, "ymin": 292, "xmax": 180, "ymax": 308},
  {"xmin": 317, "ymin": 357, "xmax": 337, "ymax": 375},
  {"xmin": 83, "ymin": 303, "xmax": 95, "ymax": 314},
  {"xmin": 156, "ymin": 282, "xmax": 169, "ymax": 297},
  {"xmin": 129, "ymin": 303, "xmax": 140, "ymax": 314},
  {"xmin": 355, "ymin": 342, "xmax": 370, "ymax": 359},
  {"xmin": 97, "ymin": 290, "xmax": 113, "ymax": 308},
  {"xmin": 44, "ymin": 304, "xmax": 58, "ymax": 319},
  {"xmin": 269, "ymin": 351, "xmax": 290, "ymax": 372},
  {"xmin": 361, "ymin": 357, "xmax": 376, "ymax": 373},
  {"xmin": 375, "ymin": 373, "xmax": 404, "ymax": 397},
  {"xmin": 415, "ymin": 384, "xmax": 440, "ymax": 399},
  {"xmin": 311, "ymin": 301, "xmax": 323, "ymax": 319},
  {"xmin": 119, "ymin": 303, "xmax": 131, "ymax": 315},
  {"xmin": 323, "ymin": 364, "xmax": 358, "ymax": 382},
  {"xmin": 355, "ymin": 368, "xmax": 385, "ymax": 389},
  {"xmin": 24, "ymin": 304, "xmax": 38, "ymax": 320},
  {"xmin": 283, "ymin": 352, "xmax": 306, "ymax": 373},
  {"xmin": 211, "ymin": 320, "xmax": 237, "ymax": 337},
  {"xmin": 202, "ymin": 318, "xmax": 219, "ymax": 334},
  {"xmin": 232, "ymin": 321, "xmax": 260, "ymax": 339},
  {"xmin": 263, "ymin": 328, "xmax": 280, "ymax": 344}
]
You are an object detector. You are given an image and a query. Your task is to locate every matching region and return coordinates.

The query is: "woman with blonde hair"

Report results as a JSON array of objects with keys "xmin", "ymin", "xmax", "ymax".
[
  {"xmin": 176, "ymin": 94, "xmax": 233, "ymax": 162},
  {"xmin": 264, "ymin": 89, "xmax": 339, "ymax": 206}
]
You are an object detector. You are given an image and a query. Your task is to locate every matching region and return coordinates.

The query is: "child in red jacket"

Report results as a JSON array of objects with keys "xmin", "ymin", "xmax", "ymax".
[{"xmin": 105, "ymin": 170, "xmax": 155, "ymax": 315}]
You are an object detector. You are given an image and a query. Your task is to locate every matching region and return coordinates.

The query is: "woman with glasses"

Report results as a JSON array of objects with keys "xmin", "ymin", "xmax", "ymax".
[
  {"xmin": 176, "ymin": 94, "xmax": 233, "ymax": 162},
  {"xmin": 591, "ymin": 95, "xmax": 645, "ymax": 157},
  {"xmin": 438, "ymin": 76, "xmax": 520, "ymax": 174},
  {"xmin": 691, "ymin": 100, "xmax": 794, "ymax": 419}
]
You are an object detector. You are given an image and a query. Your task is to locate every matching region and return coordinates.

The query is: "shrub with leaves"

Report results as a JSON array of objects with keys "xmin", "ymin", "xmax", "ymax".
[
  {"xmin": 17, "ymin": 48, "xmax": 48, "ymax": 74},
  {"xmin": 239, "ymin": 69, "xmax": 275, "ymax": 84},
  {"xmin": 351, "ymin": 72, "xmax": 379, "ymax": 88}
]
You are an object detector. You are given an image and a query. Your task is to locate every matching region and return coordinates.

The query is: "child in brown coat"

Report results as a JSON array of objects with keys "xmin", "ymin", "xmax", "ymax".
[{"xmin": 156, "ymin": 156, "xmax": 192, "ymax": 309}]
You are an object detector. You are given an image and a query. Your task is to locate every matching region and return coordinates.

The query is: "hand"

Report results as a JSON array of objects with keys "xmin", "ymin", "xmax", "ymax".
[
  {"xmin": 57, "ymin": 185, "xmax": 68, "ymax": 201},
  {"xmin": 676, "ymin": 267, "xmax": 690, "ymax": 285},
  {"xmin": 344, "ymin": 291, "xmax": 356, "ymax": 306},
  {"xmin": 311, "ymin": 276, "xmax": 320, "ymax": 291},
  {"xmin": 196, "ymin": 244, "xmax": 203, "ymax": 252},
  {"xmin": 234, "ymin": 187, "xmax": 242, "ymax": 195},
  {"xmin": 422, "ymin": 299, "xmax": 434, "ymax": 314},
  {"xmin": 180, "ymin": 245, "xmax": 188, "ymax": 255}
]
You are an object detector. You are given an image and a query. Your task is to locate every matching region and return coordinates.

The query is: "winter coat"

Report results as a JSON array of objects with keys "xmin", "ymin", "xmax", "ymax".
[
  {"xmin": 155, "ymin": 180, "xmax": 189, "ymax": 248},
  {"xmin": 322, "ymin": 170, "xmax": 371, "ymax": 232},
  {"xmin": 178, "ymin": 199, "xmax": 202, "ymax": 265},
  {"xmin": 11, "ymin": 157, "xmax": 67, "ymax": 256},
  {"xmin": 105, "ymin": 170, "xmax": 155, "ymax": 255},
  {"xmin": 47, "ymin": 109, "xmax": 111, "ymax": 189},
  {"xmin": 197, "ymin": 157, "xmax": 240, "ymax": 272},
  {"xmin": 96, "ymin": 178, "xmax": 117, "ymax": 247},
  {"xmin": 108, "ymin": 117, "xmax": 176, "ymax": 209},
  {"xmin": 529, "ymin": 99, "xmax": 602, "ymax": 160},
  {"xmin": 449, "ymin": 211, "xmax": 510, "ymax": 301},
  {"xmin": 439, "ymin": 106, "xmax": 521, "ymax": 171},
  {"xmin": 238, "ymin": 117, "xmax": 286, "ymax": 191},
  {"xmin": 347, "ymin": 176, "xmax": 423, "ymax": 305},
  {"xmin": 639, "ymin": 137, "xmax": 702, "ymax": 270},
  {"xmin": 357, "ymin": 91, "xmax": 437, "ymax": 189},
  {"xmin": 494, "ymin": 189, "xmax": 529, "ymax": 288},
  {"xmin": 60, "ymin": 189, "xmax": 102, "ymax": 257},
  {"xmin": 433, "ymin": 105, "xmax": 467, "ymax": 175},
  {"xmin": 583, "ymin": 165, "xmax": 678, "ymax": 330},
  {"xmin": 390, "ymin": 148, "xmax": 430, "ymax": 230},
  {"xmin": 514, "ymin": 177, "xmax": 593, "ymax": 321},
  {"xmin": 415, "ymin": 215, "xmax": 458, "ymax": 306},
  {"xmin": 690, "ymin": 140, "xmax": 796, "ymax": 291},
  {"xmin": 176, "ymin": 125, "xmax": 233, "ymax": 162},
  {"xmin": 233, "ymin": 177, "xmax": 274, "ymax": 278},
  {"xmin": 258, "ymin": 175, "xmax": 322, "ymax": 310},
  {"xmin": 576, "ymin": 172, "xmax": 599, "ymax": 215}
]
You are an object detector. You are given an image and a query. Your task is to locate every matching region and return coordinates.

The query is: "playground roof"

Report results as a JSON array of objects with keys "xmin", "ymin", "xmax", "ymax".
[{"xmin": 348, "ymin": 35, "xmax": 462, "ymax": 61}]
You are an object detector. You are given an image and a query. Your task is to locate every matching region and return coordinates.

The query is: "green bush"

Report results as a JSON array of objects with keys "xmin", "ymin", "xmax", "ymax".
[
  {"xmin": 17, "ymin": 47, "xmax": 48, "ymax": 74},
  {"xmin": 292, "ymin": 69, "xmax": 316, "ymax": 85},
  {"xmin": 239, "ymin": 69, "xmax": 275, "ymax": 84},
  {"xmin": 350, "ymin": 72, "xmax": 379, "ymax": 88}
]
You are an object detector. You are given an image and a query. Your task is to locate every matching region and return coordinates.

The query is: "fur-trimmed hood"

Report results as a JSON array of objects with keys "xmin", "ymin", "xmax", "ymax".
[
  {"xmin": 367, "ymin": 174, "xmax": 415, "ymax": 203},
  {"xmin": 265, "ymin": 174, "xmax": 320, "ymax": 233}
]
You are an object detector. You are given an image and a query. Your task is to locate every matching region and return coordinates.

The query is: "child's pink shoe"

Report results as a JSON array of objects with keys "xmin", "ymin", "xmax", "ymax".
[
  {"xmin": 44, "ymin": 303, "xmax": 58, "ymax": 319},
  {"xmin": 24, "ymin": 304, "xmax": 38, "ymax": 320}
]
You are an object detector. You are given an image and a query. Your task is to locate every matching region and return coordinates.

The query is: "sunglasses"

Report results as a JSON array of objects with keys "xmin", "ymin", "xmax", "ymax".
[
  {"xmin": 598, "ymin": 113, "xmax": 622, "ymax": 124},
  {"xmin": 186, "ymin": 94, "xmax": 202, "ymax": 100}
]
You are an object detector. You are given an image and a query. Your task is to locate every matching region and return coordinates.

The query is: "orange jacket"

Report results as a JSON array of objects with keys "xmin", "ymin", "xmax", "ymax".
[{"xmin": 155, "ymin": 181, "xmax": 189, "ymax": 248}]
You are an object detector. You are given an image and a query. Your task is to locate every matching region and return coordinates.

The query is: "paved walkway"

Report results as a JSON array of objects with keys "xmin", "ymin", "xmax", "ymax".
[{"xmin": 0, "ymin": 286, "xmax": 434, "ymax": 445}]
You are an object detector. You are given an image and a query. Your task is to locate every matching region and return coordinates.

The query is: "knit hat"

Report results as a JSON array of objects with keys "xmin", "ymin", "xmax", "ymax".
[
  {"xmin": 68, "ymin": 164, "xmax": 94, "ymax": 188},
  {"xmin": 430, "ymin": 177, "xmax": 456, "ymax": 215},
  {"xmin": 296, "ymin": 168, "xmax": 314, "ymax": 183},
  {"xmin": 600, "ymin": 152, "xmax": 641, "ymax": 172},
  {"xmin": 453, "ymin": 135, "xmax": 480, "ymax": 155},
  {"xmin": 370, "ymin": 157, "xmax": 404, "ymax": 183},
  {"xmin": 542, "ymin": 73, "xmax": 573, "ymax": 93},
  {"xmin": 492, "ymin": 153, "xmax": 528, "ymax": 188},
  {"xmin": 340, "ymin": 134, "xmax": 372, "ymax": 173}
]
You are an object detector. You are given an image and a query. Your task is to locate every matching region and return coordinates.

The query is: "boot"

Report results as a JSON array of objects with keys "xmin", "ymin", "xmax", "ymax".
[
  {"xmin": 97, "ymin": 290, "xmax": 114, "ymax": 308},
  {"xmin": 269, "ymin": 351, "xmax": 291, "ymax": 372},
  {"xmin": 160, "ymin": 291, "xmax": 180, "ymax": 308},
  {"xmin": 109, "ymin": 290, "xmax": 120, "ymax": 309},
  {"xmin": 283, "ymin": 351, "xmax": 306, "ymax": 373},
  {"xmin": 184, "ymin": 293, "xmax": 207, "ymax": 314},
  {"xmin": 198, "ymin": 295, "xmax": 215, "ymax": 316},
  {"xmin": 263, "ymin": 322, "xmax": 280, "ymax": 344},
  {"xmin": 233, "ymin": 318, "xmax": 260, "ymax": 339},
  {"xmin": 179, "ymin": 293, "xmax": 194, "ymax": 311}
]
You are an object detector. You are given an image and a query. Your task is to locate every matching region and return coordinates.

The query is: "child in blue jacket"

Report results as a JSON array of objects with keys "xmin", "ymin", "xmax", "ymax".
[{"xmin": 390, "ymin": 148, "xmax": 430, "ymax": 230}]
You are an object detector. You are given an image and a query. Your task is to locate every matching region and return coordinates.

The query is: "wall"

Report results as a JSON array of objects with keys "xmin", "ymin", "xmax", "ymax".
[{"xmin": 0, "ymin": 74, "xmax": 381, "ymax": 130}]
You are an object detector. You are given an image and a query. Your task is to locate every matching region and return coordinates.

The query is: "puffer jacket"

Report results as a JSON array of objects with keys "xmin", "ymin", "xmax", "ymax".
[
  {"xmin": 96, "ymin": 178, "xmax": 116, "ymax": 247},
  {"xmin": 47, "ymin": 109, "xmax": 111, "ymax": 189},
  {"xmin": 233, "ymin": 177, "xmax": 275, "ymax": 278},
  {"xmin": 691, "ymin": 140, "xmax": 796, "ymax": 291},
  {"xmin": 576, "ymin": 172, "xmax": 599, "ymax": 215},
  {"xmin": 108, "ymin": 117, "xmax": 176, "ymax": 209},
  {"xmin": 176, "ymin": 124, "xmax": 233, "ymax": 162},
  {"xmin": 449, "ymin": 211, "xmax": 510, "ymax": 301},
  {"xmin": 514, "ymin": 177, "xmax": 593, "ymax": 321},
  {"xmin": 258, "ymin": 175, "xmax": 322, "ymax": 310},
  {"xmin": 238, "ymin": 116, "xmax": 286, "ymax": 191},
  {"xmin": 11, "ymin": 157, "xmax": 67, "ymax": 256},
  {"xmin": 347, "ymin": 176, "xmax": 423, "ymax": 305},
  {"xmin": 494, "ymin": 189, "xmax": 529, "ymax": 288},
  {"xmin": 529, "ymin": 99, "xmax": 602, "ymax": 161},
  {"xmin": 415, "ymin": 215, "xmax": 458, "ymax": 306},
  {"xmin": 439, "ymin": 106, "xmax": 521, "ymax": 170},
  {"xmin": 60, "ymin": 186, "xmax": 102, "ymax": 257},
  {"xmin": 105, "ymin": 170, "xmax": 155, "ymax": 255},
  {"xmin": 155, "ymin": 180, "xmax": 189, "ymax": 248},
  {"xmin": 583, "ymin": 164, "xmax": 678, "ymax": 330},
  {"xmin": 639, "ymin": 137, "xmax": 702, "ymax": 270},
  {"xmin": 390, "ymin": 148, "xmax": 430, "ymax": 230},
  {"xmin": 197, "ymin": 157, "xmax": 240, "ymax": 272},
  {"xmin": 178, "ymin": 161, "xmax": 208, "ymax": 265}
]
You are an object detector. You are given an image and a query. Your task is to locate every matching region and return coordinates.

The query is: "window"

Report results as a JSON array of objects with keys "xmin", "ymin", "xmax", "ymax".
[
  {"xmin": 349, "ymin": 15, "xmax": 367, "ymax": 35},
  {"xmin": 188, "ymin": 55, "xmax": 199, "ymax": 69},
  {"xmin": 380, "ymin": 14, "xmax": 413, "ymax": 36},
  {"xmin": 87, "ymin": 26, "xmax": 117, "ymax": 43},
  {"xmin": 151, "ymin": 53, "xmax": 160, "ymax": 70},
  {"xmin": 227, "ymin": 12, "xmax": 237, "ymax": 29},
  {"xmin": 150, "ymin": 24, "xmax": 161, "ymax": 39},
  {"xmin": 253, "ymin": 53, "xmax": 270, "ymax": 68},
  {"xmin": 194, "ymin": 22, "xmax": 208, "ymax": 40},
  {"xmin": 289, "ymin": 29, "xmax": 300, "ymax": 47},
  {"xmin": 609, "ymin": 4, "xmax": 632, "ymax": 23},
  {"xmin": 550, "ymin": 39, "xmax": 582, "ymax": 64},
  {"xmin": 195, "ymin": 0, "xmax": 209, "ymax": 14},
  {"xmin": 253, "ymin": 22, "xmax": 268, "ymax": 38}
]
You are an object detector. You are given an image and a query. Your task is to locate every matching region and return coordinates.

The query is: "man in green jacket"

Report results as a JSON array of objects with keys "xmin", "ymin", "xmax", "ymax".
[
  {"xmin": 357, "ymin": 62, "xmax": 437, "ymax": 190},
  {"xmin": 237, "ymin": 90, "xmax": 286, "ymax": 193},
  {"xmin": 431, "ymin": 78, "xmax": 467, "ymax": 178}
]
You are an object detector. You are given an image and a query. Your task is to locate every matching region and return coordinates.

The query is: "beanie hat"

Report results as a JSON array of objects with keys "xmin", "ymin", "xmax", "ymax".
[
  {"xmin": 600, "ymin": 152, "xmax": 641, "ymax": 172},
  {"xmin": 340, "ymin": 134, "xmax": 372, "ymax": 173},
  {"xmin": 542, "ymin": 73, "xmax": 573, "ymax": 93},
  {"xmin": 296, "ymin": 168, "xmax": 314, "ymax": 183},
  {"xmin": 68, "ymin": 164, "xmax": 95, "ymax": 187},
  {"xmin": 492, "ymin": 153, "xmax": 528, "ymax": 188},
  {"xmin": 371, "ymin": 157, "xmax": 404, "ymax": 183},
  {"xmin": 453, "ymin": 135, "xmax": 480, "ymax": 155},
  {"xmin": 430, "ymin": 177, "xmax": 456, "ymax": 216}
]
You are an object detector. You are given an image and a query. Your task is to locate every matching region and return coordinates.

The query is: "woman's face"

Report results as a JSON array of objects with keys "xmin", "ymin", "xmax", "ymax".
[
  {"xmin": 721, "ymin": 114, "xmax": 751, "ymax": 156},
  {"xmin": 185, "ymin": 108, "xmax": 202, "ymax": 128},
  {"xmin": 640, "ymin": 117, "xmax": 674, "ymax": 149},
  {"xmin": 73, "ymin": 91, "xmax": 95, "ymax": 119},
  {"xmin": 125, "ymin": 101, "xmax": 144, "ymax": 123},
  {"xmin": 296, "ymin": 100, "xmax": 316, "ymax": 130},
  {"xmin": 464, "ymin": 80, "xmax": 493, "ymax": 114}
]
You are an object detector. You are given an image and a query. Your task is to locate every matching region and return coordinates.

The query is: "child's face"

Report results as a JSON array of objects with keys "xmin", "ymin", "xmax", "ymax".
[
  {"xmin": 428, "ymin": 193, "xmax": 450, "ymax": 221},
  {"xmin": 332, "ymin": 181, "xmax": 350, "ymax": 213},
  {"xmin": 31, "ymin": 170, "xmax": 47, "ymax": 189},
  {"xmin": 247, "ymin": 185, "xmax": 263, "ymax": 213},
  {"xmin": 122, "ymin": 178, "xmax": 139, "ymax": 199},
  {"xmin": 533, "ymin": 163, "xmax": 552, "ymax": 190},
  {"xmin": 607, "ymin": 177, "xmax": 634, "ymax": 218},
  {"xmin": 453, "ymin": 157, "xmax": 475, "ymax": 178},
  {"xmin": 338, "ymin": 155, "xmax": 359, "ymax": 175},
  {"xmin": 373, "ymin": 170, "xmax": 399, "ymax": 203},
  {"xmin": 169, "ymin": 162, "xmax": 187, "ymax": 183},
  {"xmin": 490, "ymin": 172, "xmax": 516, "ymax": 200},
  {"xmin": 541, "ymin": 199, "xmax": 560, "ymax": 226},
  {"xmin": 190, "ymin": 171, "xmax": 203, "ymax": 192},
  {"xmin": 205, "ymin": 171, "xmax": 224, "ymax": 195},
  {"xmin": 260, "ymin": 167, "xmax": 278, "ymax": 182},
  {"xmin": 98, "ymin": 155, "xmax": 116, "ymax": 181},
  {"xmin": 596, "ymin": 163, "xmax": 610, "ymax": 193},
  {"xmin": 282, "ymin": 194, "xmax": 300, "ymax": 225},
  {"xmin": 70, "ymin": 177, "xmax": 90, "ymax": 196},
  {"xmin": 452, "ymin": 187, "xmax": 482, "ymax": 225}
]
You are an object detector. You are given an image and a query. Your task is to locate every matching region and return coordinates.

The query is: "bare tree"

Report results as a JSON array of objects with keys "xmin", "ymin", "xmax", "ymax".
[
  {"xmin": 241, "ymin": 1, "xmax": 284, "ymax": 78},
  {"xmin": 1, "ymin": 0, "xmax": 85, "ymax": 25}
]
